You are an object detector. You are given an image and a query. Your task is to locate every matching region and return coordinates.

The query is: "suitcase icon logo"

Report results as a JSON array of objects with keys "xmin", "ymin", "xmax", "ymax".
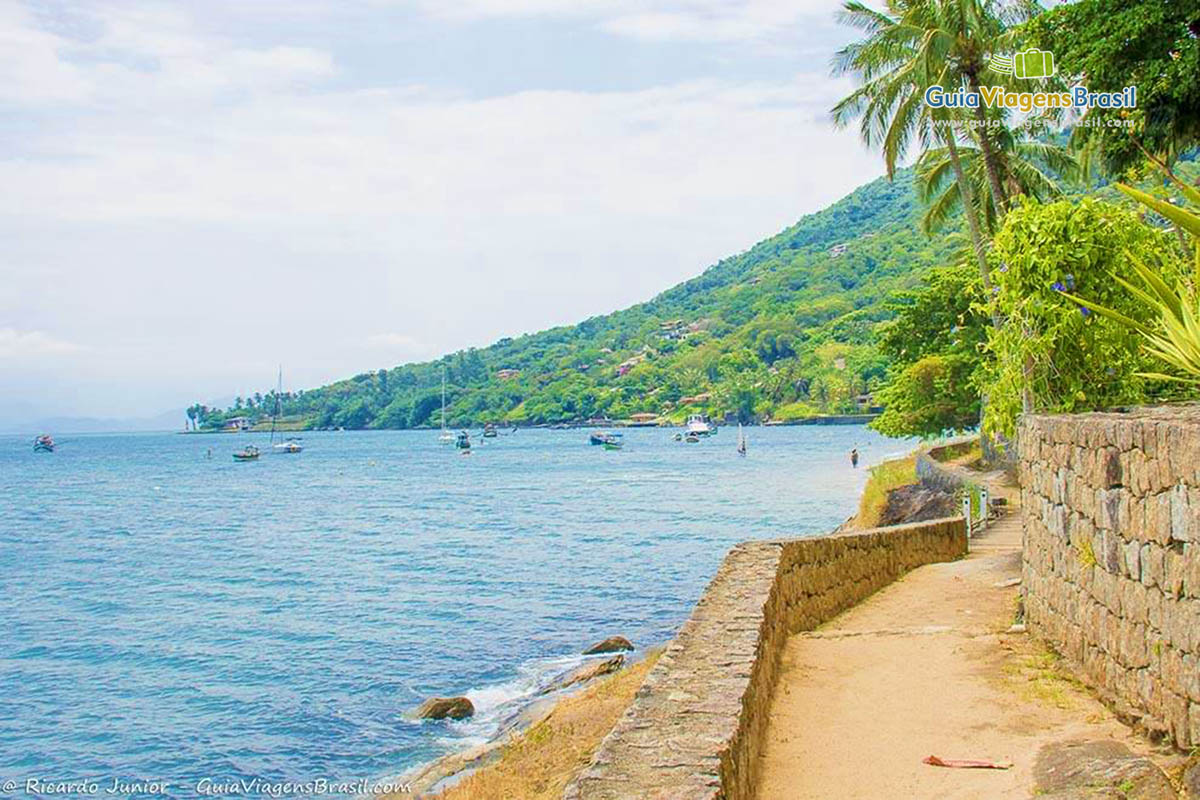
[{"xmin": 989, "ymin": 49, "xmax": 1055, "ymax": 80}]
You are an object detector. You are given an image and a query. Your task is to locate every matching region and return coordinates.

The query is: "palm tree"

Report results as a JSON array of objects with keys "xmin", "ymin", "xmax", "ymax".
[
  {"xmin": 832, "ymin": 0, "xmax": 997, "ymax": 298},
  {"xmin": 916, "ymin": 130, "xmax": 1079, "ymax": 235}
]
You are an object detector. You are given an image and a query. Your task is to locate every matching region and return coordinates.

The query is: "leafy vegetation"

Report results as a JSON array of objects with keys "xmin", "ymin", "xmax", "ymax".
[
  {"xmin": 980, "ymin": 197, "xmax": 1183, "ymax": 437},
  {"xmin": 1024, "ymin": 0, "xmax": 1200, "ymax": 174}
]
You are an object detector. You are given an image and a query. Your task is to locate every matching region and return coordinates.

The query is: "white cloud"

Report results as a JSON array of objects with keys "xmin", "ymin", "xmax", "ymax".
[
  {"xmin": 0, "ymin": 0, "xmax": 881, "ymax": 417},
  {"xmin": 410, "ymin": 0, "xmax": 841, "ymax": 43},
  {"xmin": 0, "ymin": 329, "xmax": 86, "ymax": 359}
]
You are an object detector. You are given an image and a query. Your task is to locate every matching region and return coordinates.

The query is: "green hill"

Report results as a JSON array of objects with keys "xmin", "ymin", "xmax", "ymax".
[{"xmin": 195, "ymin": 169, "xmax": 962, "ymax": 430}]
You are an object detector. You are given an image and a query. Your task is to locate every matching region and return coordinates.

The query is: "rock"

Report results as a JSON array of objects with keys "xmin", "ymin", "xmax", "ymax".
[
  {"xmin": 1185, "ymin": 759, "xmax": 1200, "ymax": 800},
  {"xmin": 415, "ymin": 696, "xmax": 475, "ymax": 720},
  {"xmin": 583, "ymin": 636, "xmax": 634, "ymax": 655},
  {"xmin": 541, "ymin": 655, "xmax": 625, "ymax": 694},
  {"xmin": 876, "ymin": 484, "xmax": 957, "ymax": 527},
  {"xmin": 1033, "ymin": 740, "xmax": 1176, "ymax": 800}
]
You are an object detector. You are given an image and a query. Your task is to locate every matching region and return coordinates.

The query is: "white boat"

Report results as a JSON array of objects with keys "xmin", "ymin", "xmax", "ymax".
[
  {"xmin": 438, "ymin": 366, "xmax": 456, "ymax": 444},
  {"xmin": 270, "ymin": 367, "xmax": 302, "ymax": 453},
  {"xmin": 685, "ymin": 414, "xmax": 714, "ymax": 437},
  {"xmin": 736, "ymin": 424, "xmax": 747, "ymax": 456}
]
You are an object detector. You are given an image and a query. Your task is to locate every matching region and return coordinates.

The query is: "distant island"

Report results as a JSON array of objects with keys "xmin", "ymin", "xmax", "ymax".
[{"xmin": 190, "ymin": 170, "xmax": 959, "ymax": 433}]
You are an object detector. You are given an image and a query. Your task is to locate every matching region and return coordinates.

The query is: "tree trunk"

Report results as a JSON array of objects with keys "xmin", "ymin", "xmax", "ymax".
[
  {"xmin": 967, "ymin": 72, "xmax": 1010, "ymax": 218},
  {"xmin": 943, "ymin": 132, "xmax": 999, "ymax": 327}
]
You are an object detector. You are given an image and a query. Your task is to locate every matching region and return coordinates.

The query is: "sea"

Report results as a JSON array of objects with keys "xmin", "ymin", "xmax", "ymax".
[{"xmin": 0, "ymin": 425, "xmax": 907, "ymax": 794}]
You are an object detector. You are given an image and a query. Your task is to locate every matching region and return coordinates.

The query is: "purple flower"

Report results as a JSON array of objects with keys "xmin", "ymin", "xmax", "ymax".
[
  {"xmin": 992, "ymin": 286, "xmax": 1000, "ymax": 295},
  {"xmin": 1052, "ymin": 281, "xmax": 1065, "ymax": 292},
  {"xmin": 1079, "ymin": 306, "xmax": 1091, "ymax": 316}
]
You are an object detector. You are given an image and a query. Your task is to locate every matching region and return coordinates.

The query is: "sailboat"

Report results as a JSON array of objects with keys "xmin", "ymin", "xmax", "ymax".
[
  {"xmin": 438, "ymin": 367, "xmax": 456, "ymax": 444},
  {"xmin": 270, "ymin": 367, "xmax": 302, "ymax": 453},
  {"xmin": 736, "ymin": 424, "xmax": 747, "ymax": 456}
]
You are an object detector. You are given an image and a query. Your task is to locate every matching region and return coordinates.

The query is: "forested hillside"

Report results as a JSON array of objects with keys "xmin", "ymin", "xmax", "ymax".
[{"xmin": 194, "ymin": 170, "xmax": 963, "ymax": 430}]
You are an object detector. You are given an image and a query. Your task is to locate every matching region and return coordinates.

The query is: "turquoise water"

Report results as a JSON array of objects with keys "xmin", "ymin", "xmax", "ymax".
[{"xmin": 1, "ymin": 426, "xmax": 905, "ymax": 792}]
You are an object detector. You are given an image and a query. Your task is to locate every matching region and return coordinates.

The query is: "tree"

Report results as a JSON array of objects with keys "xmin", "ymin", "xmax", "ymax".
[
  {"xmin": 870, "ymin": 264, "xmax": 988, "ymax": 437},
  {"xmin": 832, "ymin": 0, "xmax": 1012, "ymax": 299},
  {"xmin": 917, "ymin": 131, "xmax": 1078, "ymax": 235},
  {"xmin": 871, "ymin": 354, "xmax": 981, "ymax": 437},
  {"xmin": 1025, "ymin": 0, "xmax": 1200, "ymax": 174}
]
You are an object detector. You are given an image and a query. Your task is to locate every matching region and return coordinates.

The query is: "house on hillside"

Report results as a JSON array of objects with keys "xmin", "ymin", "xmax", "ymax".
[
  {"xmin": 495, "ymin": 369, "xmax": 520, "ymax": 380},
  {"xmin": 830, "ymin": 243, "xmax": 849, "ymax": 257},
  {"xmin": 223, "ymin": 416, "xmax": 252, "ymax": 431},
  {"xmin": 659, "ymin": 319, "xmax": 688, "ymax": 340},
  {"xmin": 616, "ymin": 355, "xmax": 645, "ymax": 376},
  {"xmin": 628, "ymin": 413, "xmax": 660, "ymax": 426}
]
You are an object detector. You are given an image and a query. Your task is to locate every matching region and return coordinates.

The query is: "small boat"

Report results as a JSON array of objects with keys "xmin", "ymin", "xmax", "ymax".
[
  {"xmin": 455, "ymin": 431, "xmax": 471, "ymax": 451},
  {"xmin": 233, "ymin": 445, "xmax": 260, "ymax": 461},
  {"xmin": 685, "ymin": 414, "xmax": 714, "ymax": 437},
  {"xmin": 268, "ymin": 368, "xmax": 302, "ymax": 454},
  {"xmin": 33, "ymin": 434, "xmax": 55, "ymax": 452},
  {"xmin": 273, "ymin": 438, "xmax": 303, "ymax": 454},
  {"xmin": 590, "ymin": 431, "xmax": 623, "ymax": 446},
  {"xmin": 736, "ymin": 424, "xmax": 747, "ymax": 456},
  {"xmin": 482, "ymin": 423, "xmax": 498, "ymax": 438},
  {"xmin": 685, "ymin": 434, "xmax": 700, "ymax": 443},
  {"xmin": 603, "ymin": 439, "xmax": 623, "ymax": 451}
]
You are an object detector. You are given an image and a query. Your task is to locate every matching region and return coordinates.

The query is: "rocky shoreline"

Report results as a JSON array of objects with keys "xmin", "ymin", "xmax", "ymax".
[{"xmin": 388, "ymin": 636, "xmax": 640, "ymax": 796}]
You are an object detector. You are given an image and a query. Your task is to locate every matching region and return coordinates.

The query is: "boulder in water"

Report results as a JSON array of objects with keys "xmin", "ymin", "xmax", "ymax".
[
  {"xmin": 415, "ymin": 696, "xmax": 475, "ymax": 720},
  {"xmin": 542, "ymin": 655, "xmax": 625, "ymax": 694},
  {"xmin": 582, "ymin": 636, "xmax": 634, "ymax": 655}
]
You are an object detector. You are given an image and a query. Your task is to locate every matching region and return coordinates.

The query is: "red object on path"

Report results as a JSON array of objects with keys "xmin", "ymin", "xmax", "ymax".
[{"xmin": 923, "ymin": 755, "xmax": 1013, "ymax": 770}]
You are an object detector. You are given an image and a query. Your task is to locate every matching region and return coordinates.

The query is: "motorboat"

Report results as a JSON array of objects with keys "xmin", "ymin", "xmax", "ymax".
[
  {"xmin": 33, "ymin": 434, "xmax": 55, "ymax": 452},
  {"xmin": 233, "ymin": 445, "xmax": 260, "ymax": 461},
  {"xmin": 685, "ymin": 414, "xmax": 714, "ymax": 437}
]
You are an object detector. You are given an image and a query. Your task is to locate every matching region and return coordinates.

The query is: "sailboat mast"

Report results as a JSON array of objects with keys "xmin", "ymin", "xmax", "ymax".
[
  {"xmin": 271, "ymin": 365, "xmax": 282, "ymax": 445},
  {"xmin": 441, "ymin": 367, "xmax": 447, "ymax": 432}
]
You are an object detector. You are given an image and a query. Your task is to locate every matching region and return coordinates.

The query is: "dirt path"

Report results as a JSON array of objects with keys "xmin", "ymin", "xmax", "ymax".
[{"xmin": 754, "ymin": 482, "xmax": 1164, "ymax": 799}]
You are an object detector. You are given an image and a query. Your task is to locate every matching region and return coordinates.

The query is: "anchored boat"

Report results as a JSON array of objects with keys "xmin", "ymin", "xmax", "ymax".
[{"xmin": 233, "ymin": 445, "xmax": 260, "ymax": 461}]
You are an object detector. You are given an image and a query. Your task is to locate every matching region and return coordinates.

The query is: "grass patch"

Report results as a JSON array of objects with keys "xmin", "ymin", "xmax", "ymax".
[
  {"xmin": 429, "ymin": 651, "xmax": 661, "ymax": 800},
  {"xmin": 930, "ymin": 439, "xmax": 981, "ymax": 464},
  {"xmin": 854, "ymin": 455, "xmax": 918, "ymax": 529},
  {"xmin": 1002, "ymin": 645, "xmax": 1086, "ymax": 710}
]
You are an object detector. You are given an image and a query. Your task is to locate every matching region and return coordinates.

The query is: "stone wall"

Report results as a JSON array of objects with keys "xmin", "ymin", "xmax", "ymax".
[
  {"xmin": 1020, "ymin": 406, "xmax": 1200, "ymax": 750},
  {"xmin": 914, "ymin": 438, "xmax": 979, "ymax": 495},
  {"xmin": 563, "ymin": 517, "xmax": 966, "ymax": 800}
]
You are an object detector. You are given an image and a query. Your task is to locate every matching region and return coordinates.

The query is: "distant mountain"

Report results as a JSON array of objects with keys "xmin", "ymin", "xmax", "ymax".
[
  {"xmin": 2, "ymin": 409, "xmax": 186, "ymax": 435},
  {"xmin": 198, "ymin": 169, "xmax": 962, "ymax": 429}
]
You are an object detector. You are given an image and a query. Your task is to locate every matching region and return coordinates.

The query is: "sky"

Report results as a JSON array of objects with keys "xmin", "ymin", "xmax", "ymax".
[{"xmin": 0, "ymin": 0, "xmax": 888, "ymax": 425}]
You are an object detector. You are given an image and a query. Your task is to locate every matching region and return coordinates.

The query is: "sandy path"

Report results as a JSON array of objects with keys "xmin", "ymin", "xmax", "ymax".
[{"xmin": 754, "ymin": 490, "xmax": 1154, "ymax": 799}]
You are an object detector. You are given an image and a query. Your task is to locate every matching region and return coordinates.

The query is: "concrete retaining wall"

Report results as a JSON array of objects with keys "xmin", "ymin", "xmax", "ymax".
[
  {"xmin": 1020, "ymin": 406, "xmax": 1200, "ymax": 749},
  {"xmin": 564, "ymin": 517, "xmax": 966, "ymax": 800}
]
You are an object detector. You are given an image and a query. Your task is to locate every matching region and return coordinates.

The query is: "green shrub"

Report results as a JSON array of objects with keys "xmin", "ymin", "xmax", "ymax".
[{"xmin": 980, "ymin": 197, "xmax": 1179, "ymax": 439}]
